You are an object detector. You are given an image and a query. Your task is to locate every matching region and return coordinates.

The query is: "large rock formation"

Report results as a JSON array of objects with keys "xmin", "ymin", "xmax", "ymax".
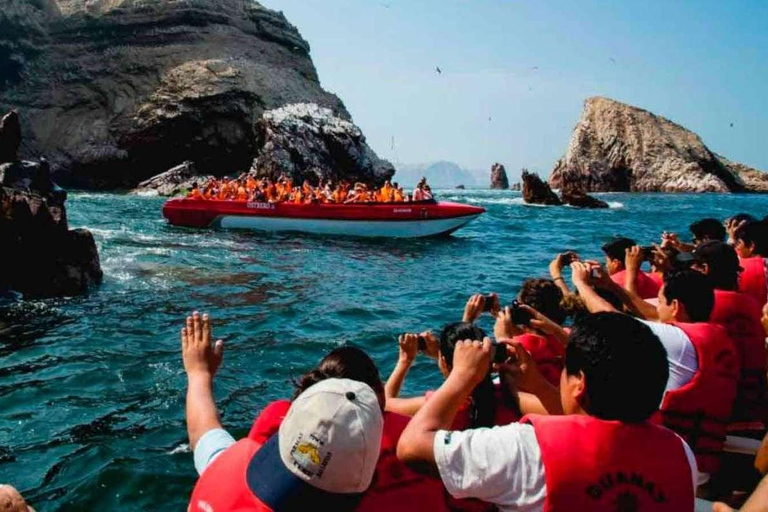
[
  {"xmin": 490, "ymin": 163, "xmax": 509, "ymax": 189},
  {"xmin": 0, "ymin": 0, "xmax": 350, "ymax": 189},
  {"xmin": 249, "ymin": 103, "xmax": 395, "ymax": 186},
  {"xmin": 0, "ymin": 111, "xmax": 102, "ymax": 298},
  {"xmin": 522, "ymin": 170, "xmax": 561, "ymax": 206},
  {"xmin": 549, "ymin": 97, "xmax": 768, "ymax": 193}
]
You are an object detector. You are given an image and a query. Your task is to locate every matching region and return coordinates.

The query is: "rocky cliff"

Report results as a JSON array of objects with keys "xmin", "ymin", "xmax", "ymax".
[
  {"xmin": 0, "ymin": 111, "xmax": 102, "ymax": 298},
  {"xmin": 0, "ymin": 0, "xmax": 349, "ymax": 189},
  {"xmin": 549, "ymin": 97, "xmax": 768, "ymax": 193}
]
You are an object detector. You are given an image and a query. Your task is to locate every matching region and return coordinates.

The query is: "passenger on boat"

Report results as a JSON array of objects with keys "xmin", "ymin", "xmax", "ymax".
[
  {"xmin": 573, "ymin": 266, "xmax": 739, "ymax": 483},
  {"xmin": 385, "ymin": 322, "xmax": 519, "ymax": 429},
  {"xmin": 397, "ymin": 312, "xmax": 697, "ymax": 512},
  {"xmin": 733, "ymin": 220, "xmax": 768, "ymax": 307},
  {"xmin": 183, "ymin": 312, "xmax": 456, "ymax": 511},
  {"xmin": 188, "ymin": 182, "xmax": 203, "ymax": 200},
  {"xmin": 602, "ymin": 237, "xmax": 661, "ymax": 300}
]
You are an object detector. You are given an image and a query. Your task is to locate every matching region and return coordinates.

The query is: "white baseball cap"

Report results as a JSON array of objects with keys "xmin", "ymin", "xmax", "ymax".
[{"xmin": 247, "ymin": 379, "xmax": 384, "ymax": 509}]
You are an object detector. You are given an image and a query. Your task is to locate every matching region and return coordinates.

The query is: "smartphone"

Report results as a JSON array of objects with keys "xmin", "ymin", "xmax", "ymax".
[
  {"xmin": 561, "ymin": 251, "xmax": 579, "ymax": 265},
  {"xmin": 590, "ymin": 267, "xmax": 600, "ymax": 279},
  {"xmin": 416, "ymin": 335, "xmax": 427, "ymax": 352},
  {"xmin": 483, "ymin": 294, "xmax": 496, "ymax": 312},
  {"xmin": 510, "ymin": 300, "xmax": 533, "ymax": 326}
]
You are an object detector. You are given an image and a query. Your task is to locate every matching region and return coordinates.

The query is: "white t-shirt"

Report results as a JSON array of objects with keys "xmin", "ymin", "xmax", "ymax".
[
  {"xmin": 640, "ymin": 320, "xmax": 698, "ymax": 393},
  {"xmin": 434, "ymin": 424, "xmax": 699, "ymax": 512}
]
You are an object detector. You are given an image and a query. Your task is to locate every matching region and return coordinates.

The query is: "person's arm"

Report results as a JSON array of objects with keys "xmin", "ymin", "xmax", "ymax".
[
  {"xmin": 713, "ymin": 474, "xmax": 768, "ymax": 512},
  {"xmin": 571, "ymin": 262, "xmax": 619, "ymax": 313},
  {"xmin": 385, "ymin": 334, "xmax": 418, "ymax": 399},
  {"xmin": 624, "ymin": 246, "xmax": 642, "ymax": 297},
  {"xmin": 519, "ymin": 304, "xmax": 569, "ymax": 348},
  {"xmin": 183, "ymin": 312, "xmax": 225, "ymax": 451},
  {"xmin": 549, "ymin": 253, "xmax": 575, "ymax": 296},
  {"xmin": 397, "ymin": 338, "xmax": 492, "ymax": 465},
  {"xmin": 386, "ymin": 396, "xmax": 429, "ymax": 417},
  {"xmin": 497, "ymin": 338, "xmax": 564, "ymax": 416}
]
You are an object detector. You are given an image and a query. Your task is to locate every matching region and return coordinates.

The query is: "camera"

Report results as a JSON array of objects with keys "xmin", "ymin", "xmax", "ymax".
[
  {"xmin": 561, "ymin": 251, "xmax": 579, "ymax": 265},
  {"xmin": 483, "ymin": 294, "xmax": 497, "ymax": 312},
  {"xmin": 417, "ymin": 335, "xmax": 427, "ymax": 352},
  {"xmin": 640, "ymin": 246, "xmax": 656, "ymax": 262},
  {"xmin": 492, "ymin": 343, "xmax": 510, "ymax": 364},
  {"xmin": 509, "ymin": 300, "xmax": 533, "ymax": 326}
]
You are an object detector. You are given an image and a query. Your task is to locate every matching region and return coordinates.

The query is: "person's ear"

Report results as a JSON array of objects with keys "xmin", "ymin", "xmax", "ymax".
[
  {"xmin": 569, "ymin": 371, "xmax": 587, "ymax": 403},
  {"xmin": 701, "ymin": 262, "xmax": 710, "ymax": 275},
  {"xmin": 670, "ymin": 298, "xmax": 681, "ymax": 317}
]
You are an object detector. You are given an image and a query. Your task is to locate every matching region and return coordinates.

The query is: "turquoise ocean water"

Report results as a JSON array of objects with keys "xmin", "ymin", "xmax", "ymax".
[{"xmin": 2, "ymin": 189, "xmax": 768, "ymax": 510}]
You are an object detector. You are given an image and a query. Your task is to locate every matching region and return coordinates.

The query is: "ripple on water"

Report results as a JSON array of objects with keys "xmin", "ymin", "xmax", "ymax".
[{"xmin": 3, "ymin": 190, "xmax": 768, "ymax": 509}]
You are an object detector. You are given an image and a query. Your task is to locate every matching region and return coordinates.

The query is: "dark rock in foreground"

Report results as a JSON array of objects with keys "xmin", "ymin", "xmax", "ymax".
[
  {"xmin": 490, "ymin": 163, "xmax": 509, "ymax": 189},
  {"xmin": 561, "ymin": 186, "xmax": 609, "ymax": 209},
  {"xmin": 549, "ymin": 97, "xmax": 768, "ymax": 193},
  {"xmin": 522, "ymin": 170, "xmax": 561, "ymax": 206},
  {"xmin": 0, "ymin": 111, "xmax": 21, "ymax": 163},
  {"xmin": 0, "ymin": 0, "xmax": 349, "ymax": 189},
  {"xmin": 134, "ymin": 161, "xmax": 211, "ymax": 197},
  {"xmin": 250, "ymin": 104, "xmax": 395, "ymax": 186},
  {"xmin": 0, "ymin": 110, "xmax": 102, "ymax": 298}
]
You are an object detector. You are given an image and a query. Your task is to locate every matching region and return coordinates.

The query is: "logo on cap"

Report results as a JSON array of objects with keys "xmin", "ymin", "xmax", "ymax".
[{"xmin": 290, "ymin": 433, "xmax": 333, "ymax": 479}]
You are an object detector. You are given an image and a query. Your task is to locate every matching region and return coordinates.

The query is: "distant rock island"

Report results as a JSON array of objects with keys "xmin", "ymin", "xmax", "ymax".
[
  {"xmin": 549, "ymin": 97, "xmax": 768, "ymax": 193},
  {"xmin": 0, "ymin": 0, "xmax": 385, "ymax": 189},
  {"xmin": 490, "ymin": 163, "xmax": 509, "ymax": 189},
  {"xmin": 395, "ymin": 161, "xmax": 478, "ymax": 188}
]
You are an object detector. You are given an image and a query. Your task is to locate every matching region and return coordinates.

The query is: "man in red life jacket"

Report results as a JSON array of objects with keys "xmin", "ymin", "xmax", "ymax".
[
  {"xmin": 397, "ymin": 312, "xmax": 697, "ymax": 511},
  {"xmin": 569, "ymin": 264, "xmax": 740, "ymax": 483},
  {"xmin": 181, "ymin": 312, "xmax": 384, "ymax": 512},
  {"xmin": 677, "ymin": 240, "xmax": 768, "ymax": 429},
  {"xmin": 733, "ymin": 220, "xmax": 768, "ymax": 307},
  {"xmin": 603, "ymin": 237, "xmax": 661, "ymax": 299}
]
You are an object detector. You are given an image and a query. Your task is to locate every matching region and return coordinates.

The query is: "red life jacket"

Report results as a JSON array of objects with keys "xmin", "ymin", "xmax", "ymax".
[
  {"xmin": 653, "ymin": 322, "xmax": 739, "ymax": 474},
  {"xmin": 611, "ymin": 269, "xmax": 661, "ymax": 300},
  {"xmin": 191, "ymin": 400, "xmax": 452, "ymax": 512},
  {"xmin": 710, "ymin": 289, "xmax": 768, "ymax": 426},
  {"xmin": 189, "ymin": 437, "xmax": 271, "ymax": 512},
  {"xmin": 739, "ymin": 257, "xmax": 768, "ymax": 307},
  {"xmin": 514, "ymin": 333, "xmax": 564, "ymax": 387},
  {"xmin": 523, "ymin": 414, "xmax": 694, "ymax": 511}
]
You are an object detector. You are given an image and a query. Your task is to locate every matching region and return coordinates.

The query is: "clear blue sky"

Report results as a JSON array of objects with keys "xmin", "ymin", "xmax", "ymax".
[{"xmin": 261, "ymin": 0, "xmax": 768, "ymax": 178}]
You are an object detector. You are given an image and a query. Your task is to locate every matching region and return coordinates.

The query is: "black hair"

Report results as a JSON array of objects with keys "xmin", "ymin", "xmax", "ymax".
[
  {"xmin": 601, "ymin": 237, "xmax": 636, "ymax": 263},
  {"xmin": 293, "ymin": 347, "xmax": 384, "ymax": 405},
  {"xmin": 439, "ymin": 322, "xmax": 496, "ymax": 428},
  {"xmin": 519, "ymin": 278, "xmax": 566, "ymax": 324},
  {"xmin": 701, "ymin": 243, "xmax": 741, "ymax": 291},
  {"xmin": 565, "ymin": 312, "xmax": 669, "ymax": 423},
  {"xmin": 689, "ymin": 218, "xmax": 726, "ymax": 243},
  {"xmin": 662, "ymin": 270, "xmax": 715, "ymax": 322},
  {"xmin": 734, "ymin": 221, "xmax": 768, "ymax": 257}
]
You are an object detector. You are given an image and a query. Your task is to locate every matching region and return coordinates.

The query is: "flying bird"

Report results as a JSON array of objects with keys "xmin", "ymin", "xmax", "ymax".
[
  {"xmin": 730, "ymin": 123, "xmax": 734, "ymax": 128},
  {"xmin": 609, "ymin": 57, "xmax": 616, "ymax": 64},
  {"xmin": 435, "ymin": 66, "xmax": 442, "ymax": 74},
  {"xmin": 530, "ymin": 66, "xmax": 539, "ymax": 71},
  {"xmin": 381, "ymin": 3, "xmax": 391, "ymax": 8}
]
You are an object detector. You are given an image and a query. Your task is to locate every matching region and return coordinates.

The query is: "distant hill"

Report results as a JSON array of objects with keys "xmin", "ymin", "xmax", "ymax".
[{"xmin": 395, "ymin": 161, "xmax": 479, "ymax": 188}]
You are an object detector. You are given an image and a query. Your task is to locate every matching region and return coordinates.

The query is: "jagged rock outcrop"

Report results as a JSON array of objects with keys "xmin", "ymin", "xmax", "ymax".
[
  {"xmin": 0, "ymin": 110, "xmax": 102, "ymax": 298},
  {"xmin": 0, "ymin": 111, "xmax": 22, "ymax": 163},
  {"xmin": 0, "ymin": 0, "xmax": 350, "ymax": 189},
  {"xmin": 560, "ymin": 184, "xmax": 609, "ymax": 209},
  {"xmin": 522, "ymin": 170, "xmax": 561, "ymax": 205},
  {"xmin": 549, "ymin": 97, "xmax": 768, "ymax": 193},
  {"xmin": 490, "ymin": 163, "xmax": 509, "ymax": 189},
  {"xmin": 249, "ymin": 103, "xmax": 395, "ymax": 186},
  {"xmin": 133, "ymin": 161, "xmax": 211, "ymax": 197}
]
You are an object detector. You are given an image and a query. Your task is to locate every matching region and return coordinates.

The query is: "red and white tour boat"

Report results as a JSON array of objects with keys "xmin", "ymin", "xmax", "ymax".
[{"xmin": 162, "ymin": 198, "xmax": 485, "ymax": 238}]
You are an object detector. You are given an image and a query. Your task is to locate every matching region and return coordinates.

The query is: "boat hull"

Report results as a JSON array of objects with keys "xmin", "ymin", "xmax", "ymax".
[{"xmin": 163, "ymin": 199, "xmax": 484, "ymax": 238}]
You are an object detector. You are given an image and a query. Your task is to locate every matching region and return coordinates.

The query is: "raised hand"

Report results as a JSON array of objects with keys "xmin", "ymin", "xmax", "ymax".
[
  {"xmin": 419, "ymin": 331, "xmax": 440, "ymax": 359},
  {"xmin": 494, "ymin": 305, "xmax": 522, "ymax": 339},
  {"xmin": 463, "ymin": 294, "xmax": 486, "ymax": 323},
  {"xmin": 398, "ymin": 333, "xmax": 419, "ymax": 364},
  {"xmin": 451, "ymin": 338, "xmax": 493, "ymax": 387},
  {"xmin": 496, "ymin": 338, "xmax": 546, "ymax": 393},
  {"xmin": 625, "ymin": 246, "xmax": 643, "ymax": 274},
  {"xmin": 182, "ymin": 312, "xmax": 224, "ymax": 378}
]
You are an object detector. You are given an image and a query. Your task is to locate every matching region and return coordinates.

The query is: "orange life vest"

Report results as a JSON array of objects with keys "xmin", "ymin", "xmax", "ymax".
[
  {"xmin": 738, "ymin": 257, "xmax": 767, "ymax": 307},
  {"xmin": 711, "ymin": 289, "xmax": 767, "ymax": 427},
  {"xmin": 524, "ymin": 414, "xmax": 694, "ymax": 511},
  {"xmin": 653, "ymin": 322, "xmax": 739, "ymax": 474}
]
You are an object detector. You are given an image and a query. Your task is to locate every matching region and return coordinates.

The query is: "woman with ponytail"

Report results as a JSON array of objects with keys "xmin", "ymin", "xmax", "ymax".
[{"xmin": 385, "ymin": 322, "xmax": 520, "ymax": 430}]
